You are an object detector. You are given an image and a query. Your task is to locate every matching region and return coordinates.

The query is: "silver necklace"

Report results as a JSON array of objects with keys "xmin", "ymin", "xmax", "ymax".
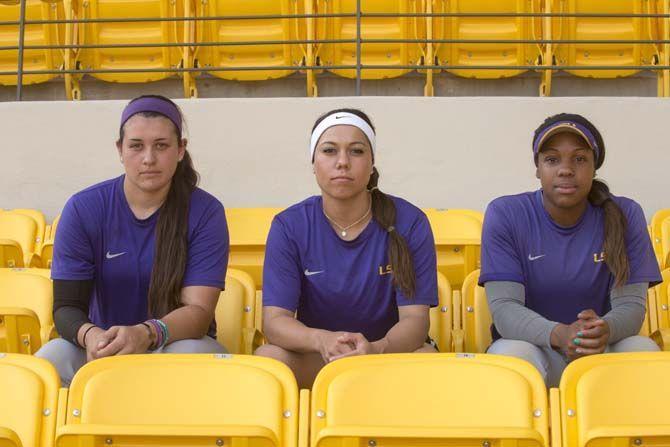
[{"xmin": 323, "ymin": 201, "xmax": 372, "ymax": 238}]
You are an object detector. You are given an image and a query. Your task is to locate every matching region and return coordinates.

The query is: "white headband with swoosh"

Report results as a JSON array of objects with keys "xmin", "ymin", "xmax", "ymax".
[{"xmin": 310, "ymin": 112, "xmax": 376, "ymax": 161}]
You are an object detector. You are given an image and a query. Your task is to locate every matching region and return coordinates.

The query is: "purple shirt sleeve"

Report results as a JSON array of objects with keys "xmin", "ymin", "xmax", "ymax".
[
  {"xmin": 479, "ymin": 201, "xmax": 525, "ymax": 285},
  {"xmin": 182, "ymin": 201, "xmax": 229, "ymax": 290},
  {"xmin": 262, "ymin": 217, "xmax": 302, "ymax": 312},
  {"xmin": 395, "ymin": 213, "xmax": 438, "ymax": 306},
  {"xmin": 51, "ymin": 197, "xmax": 96, "ymax": 281},
  {"xmin": 622, "ymin": 201, "xmax": 662, "ymax": 286}
]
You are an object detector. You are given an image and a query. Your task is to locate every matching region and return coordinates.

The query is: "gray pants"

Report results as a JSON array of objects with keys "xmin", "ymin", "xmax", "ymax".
[
  {"xmin": 36, "ymin": 336, "xmax": 226, "ymax": 386},
  {"xmin": 487, "ymin": 336, "xmax": 659, "ymax": 387}
]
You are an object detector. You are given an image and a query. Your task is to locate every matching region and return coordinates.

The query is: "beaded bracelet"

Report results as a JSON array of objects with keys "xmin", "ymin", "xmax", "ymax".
[
  {"xmin": 156, "ymin": 319, "xmax": 170, "ymax": 348},
  {"xmin": 146, "ymin": 319, "xmax": 163, "ymax": 351},
  {"xmin": 145, "ymin": 319, "xmax": 169, "ymax": 351}
]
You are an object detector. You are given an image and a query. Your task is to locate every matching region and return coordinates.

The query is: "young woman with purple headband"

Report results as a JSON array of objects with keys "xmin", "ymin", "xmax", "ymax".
[
  {"xmin": 255, "ymin": 108, "xmax": 438, "ymax": 389},
  {"xmin": 36, "ymin": 95, "xmax": 228, "ymax": 385},
  {"xmin": 479, "ymin": 113, "xmax": 661, "ymax": 387}
]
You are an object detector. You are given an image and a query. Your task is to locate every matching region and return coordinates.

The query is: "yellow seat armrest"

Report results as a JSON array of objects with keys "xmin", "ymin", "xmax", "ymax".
[
  {"xmin": 26, "ymin": 253, "xmax": 42, "ymax": 268},
  {"xmin": 549, "ymin": 388, "xmax": 562, "ymax": 447},
  {"xmin": 0, "ymin": 427, "xmax": 23, "ymax": 447},
  {"xmin": 242, "ymin": 327, "xmax": 265, "ymax": 355},
  {"xmin": 298, "ymin": 389, "xmax": 310, "ymax": 447},
  {"xmin": 651, "ymin": 329, "xmax": 670, "ymax": 351},
  {"xmin": 451, "ymin": 329, "xmax": 464, "ymax": 353}
]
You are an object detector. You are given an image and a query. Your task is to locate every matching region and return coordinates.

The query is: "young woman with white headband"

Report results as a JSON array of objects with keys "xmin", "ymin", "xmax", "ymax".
[
  {"xmin": 480, "ymin": 113, "xmax": 661, "ymax": 387},
  {"xmin": 256, "ymin": 108, "xmax": 438, "ymax": 388}
]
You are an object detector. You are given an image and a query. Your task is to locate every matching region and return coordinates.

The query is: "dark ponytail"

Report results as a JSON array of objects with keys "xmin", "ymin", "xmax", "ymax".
[
  {"xmin": 533, "ymin": 113, "xmax": 629, "ymax": 287},
  {"xmin": 312, "ymin": 108, "xmax": 416, "ymax": 297},
  {"xmin": 367, "ymin": 167, "xmax": 416, "ymax": 297},
  {"xmin": 589, "ymin": 179, "xmax": 629, "ymax": 287},
  {"xmin": 118, "ymin": 95, "xmax": 199, "ymax": 317}
]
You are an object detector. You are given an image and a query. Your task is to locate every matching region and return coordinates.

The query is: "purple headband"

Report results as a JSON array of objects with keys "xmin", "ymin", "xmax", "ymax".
[
  {"xmin": 120, "ymin": 97, "xmax": 182, "ymax": 135},
  {"xmin": 532, "ymin": 120, "xmax": 600, "ymax": 161}
]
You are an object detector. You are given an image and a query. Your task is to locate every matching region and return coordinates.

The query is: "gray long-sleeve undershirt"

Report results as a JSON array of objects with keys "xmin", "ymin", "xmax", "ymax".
[{"xmin": 484, "ymin": 281, "xmax": 649, "ymax": 348}]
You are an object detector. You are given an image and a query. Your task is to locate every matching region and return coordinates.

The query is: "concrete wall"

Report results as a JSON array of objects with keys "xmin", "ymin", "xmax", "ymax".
[
  {"xmin": 0, "ymin": 71, "xmax": 660, "ymax": 102},
  {"xmin": 1, "ymin": 96, "xmax": 668, "ymax": 221}
]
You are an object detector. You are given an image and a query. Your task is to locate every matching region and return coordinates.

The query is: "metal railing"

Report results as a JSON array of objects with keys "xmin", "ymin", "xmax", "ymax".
[{"xmin": 4, "ymin": 0, "xmax": 670, "ymax": 100}]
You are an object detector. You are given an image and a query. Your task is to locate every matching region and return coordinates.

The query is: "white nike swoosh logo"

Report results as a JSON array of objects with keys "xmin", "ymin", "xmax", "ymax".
[
  {"xmin": 304, "ymin": 269, "xmax": 324, "ymax": 276},
  {"xmin": 106, "ymin": 251, "xmax": 127, "ymax": 259},
  {"xmin": 528, "ymin": 254, "xmax": 546, "ymax": 261}
]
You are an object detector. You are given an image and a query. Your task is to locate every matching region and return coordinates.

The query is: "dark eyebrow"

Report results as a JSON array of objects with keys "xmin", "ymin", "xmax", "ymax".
[
  {"xmin": 318, "ymin": 140, "xmax": 368, "ymax": 146},
  {"xmin": 541, "ymin": 146, "xmax": 589, "ymax": 154},
  {"xmin": 128, "ymin": 137, "xmax": 168, "ymax": 142}
]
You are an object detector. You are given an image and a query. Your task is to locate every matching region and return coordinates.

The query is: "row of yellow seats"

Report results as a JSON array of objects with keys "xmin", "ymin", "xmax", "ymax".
[
  {"xmin": 2, "ymin": 0, "xmax": 668, "ymax": 98},
  {"xmin": 3, "ymin": 350, "xmax": 670, "ymax": 447},
  {"xmin": 0, "ymin": 267, "xmax": 263, "ymax": 356},
  {"xmin": 225, "ymin": 207, "xmax": 482, "ymax": 291},
  {"xmin": 0, "ymin": 265, "xmax": 457, "ymax": 355},
  {"xmin": 456, "ymin": 267, "xmax": 670, "ymax": 353},
  {"xmin": 0, "ymin": 209, "xmax": 59, "ymax": 268},
  {"xmin": 0, "ymin": 207, "xmax": 480, "ymax": 288}
]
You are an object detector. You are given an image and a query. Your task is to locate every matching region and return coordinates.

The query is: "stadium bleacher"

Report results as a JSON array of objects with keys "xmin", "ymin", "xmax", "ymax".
[
  {"xmin": 0, "ymin": 0, "xmax": 668, "ymax": 98},
  {"xmin": 5, "ymin": 349, "xmax": 670, "ymax": 447},
  {"xmin": 2, "ymin": 2, "xmax": 670, "ymax": 446},
  {"xmin": 3, "ymin": 207, "xmax": 670, "ymax": 357}
]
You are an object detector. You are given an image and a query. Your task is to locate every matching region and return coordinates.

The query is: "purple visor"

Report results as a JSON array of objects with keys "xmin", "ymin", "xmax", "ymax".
[
  {"xmin": 120, "ymin": 97, "xmax": 182, "ymax": 134},
  {"xmin": 532, "ymin": 121, "xmax": 600, "ymax": 161}
]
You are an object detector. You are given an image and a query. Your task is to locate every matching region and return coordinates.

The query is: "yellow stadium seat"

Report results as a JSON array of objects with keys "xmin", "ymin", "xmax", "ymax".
[
  {"xmin": 650, "ymin": 268, "xmax": 670, "ymax": 350},
  {"xmin": 0, "ymin": 239, "xmax": 26, "ymax": 268},
  {"xmin": 434, "ymin": 0, "xmax": 543, "ymax": 79},
  {"xmin": 0, "ymin": 0, "xmax": 64, "ymax": 86},
  {"xmin": 0, "ymin": 353, "xmax": 60, "ymax": 447},
  {"xmin": 46, "ymin": 213, "xmax": 60, "ymax": 242},
  {"xmin": 41, "ymin": 214, "xmax": 60, "ymax": 268},
  {"xmin": 424, "ymin": 209, "xmax": 481, "ymax": 289},
  {"xmin": 56, "ymin": 354, "xmax": 299, "ymax": 447},
  {"xmin": 657, "ymin": 0, "xmax": 670, "ymax": 96},
  {"xmin": 309, "ymin": 353, "xmax": 549, "ymax": 447},
  {"xmin": 316, "ymin": 0, "xmax": 426, "ymax": 80},
  {"xmin": 64, "ymin": 0, "xmax": 185, "ymax": 100},
  {"xmin": 226, "ymin": 207, "xmax": 283, "ymax": 289},
  {"xmin": 40, "ymin": 241, "xmax": 54, "ymax": 269},
  {"xmin": 0, "ymin": 212, "xmax": 42, "ymax": 267},
  {"xmin": 429, "ymin": 271, "xmax": 452, "ymax": 352},
  {"xmin": 660, "ymin": 216, "xmax": 670, "ymax": 269},
  {"xmin": 461, "ymin": 269, "xmax": 491, "ymax": 353},
  {"xmin": 550, "ymin": 0, "xmax": 659, "ymax": 79},
  {"xmin": 194, "ymin": 0, "xmax": 306, "ymax": 84},
  {"xmin": 9, "ymin": 208, "xmax": 46, "ymax": 252},
  {"xmin": 0, "ymin": 307, "xmax": 42, "ymax": 354},
  {"xmin": 641, "ymin": 286, "xmax": 658, "ymax": 337},
  {"xmin": 216, "ymin": 268, "xmax": 263, "ymax": 354},
  {"xmin": 556, "ymin": 352, "xmax": 670, "ymax": 447},
  {"xmin": 653, "ymin": 268, "xmax": 670, "ymax": 330},
  {"xmin": 650, "ymin": 209, "xmax": 670, "ymax": 267},
  {"xmin": 0, "ymin": 269, "xmax": 54, "ymax": 353}
]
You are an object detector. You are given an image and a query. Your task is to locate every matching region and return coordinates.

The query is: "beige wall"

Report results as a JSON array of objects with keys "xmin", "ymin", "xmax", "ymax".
[{"xmin": 1, "ymin": 97, "xmax": 668, "ymax": 221}]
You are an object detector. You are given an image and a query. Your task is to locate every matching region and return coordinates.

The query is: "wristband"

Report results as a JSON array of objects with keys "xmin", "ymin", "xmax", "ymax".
[{"xmin": 82, "ymin": 325, "xmax": 97, "ymax": 349}]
